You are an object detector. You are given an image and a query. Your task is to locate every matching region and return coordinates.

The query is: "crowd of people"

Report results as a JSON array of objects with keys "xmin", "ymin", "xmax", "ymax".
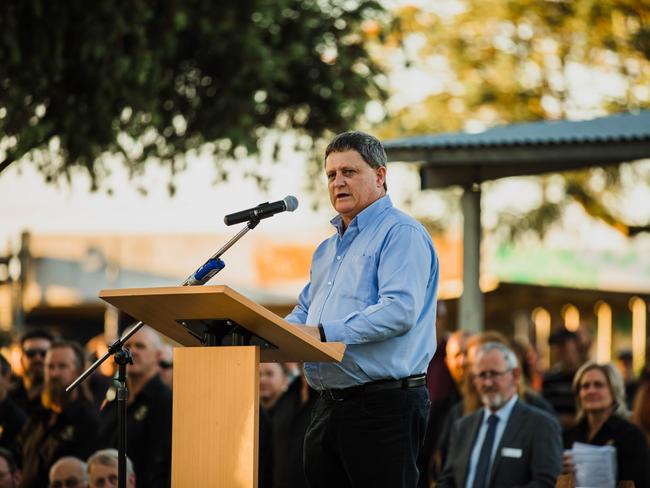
[
  {"xmin": 0, "ymin": 326, "xmax": 170, "ymax": 488},
  {"xmin": 2, "ymin": 323, "xmax": 650, "ymax": 487},
  {"xmin": 252, "ymin": 322, "xmax": 650, "ymax": 488},
  {"xmin": 417, "ymin": 327, "xmax": 650, "ymax": 488},
  {"xmin": 257, "ymin": 325, "xmax": 650, "ymax": 488}
]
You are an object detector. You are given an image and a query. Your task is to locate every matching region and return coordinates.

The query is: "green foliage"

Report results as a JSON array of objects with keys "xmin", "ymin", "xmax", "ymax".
[
  {"xmin": 374, "ymin": 0, "xmax": 649, "ymax": 135},
  {"xmin": 371, "ymin": 0, "xmax": 650, "ymax": 239},
  {"xmin": 0, "ymin": 0, "xmax": 386, "ymax": 190}
]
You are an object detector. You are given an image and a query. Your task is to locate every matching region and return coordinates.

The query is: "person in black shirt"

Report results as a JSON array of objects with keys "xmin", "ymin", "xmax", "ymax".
[
  {"xmin": 18, "ymin": 340, "xmax": 100, "ymax": 488},
  {"xmin": 0, "ymin": 355, "xmax": 26, "ymax": 456},
  {"xmin": 542, "ymin": 328, "xmax": 585, "ymax": 428},
  {"xmin": 563, "ymin": 361, "xmax": 650, "ymax": 488},
  {"xmin": 9, "ymin": 329, "xmax": 53, "ymax": 417},
  {"xmin": 269, "ymin": 370, "xmax": 316, "ymax": 488},
  {"xmin": 615, "ymin": 349, "xmax": 639, "ymax": 408},
  {"xmin": 98, "ymin": 326, "xmax": 171, "ymax": 488},
  {"xmin": 421, "ymin": 330, "xmax": 468, "ymax": 484},
  {"xmin": 260, "ymin": 363, "xmax": 289, "ymax": 411}
]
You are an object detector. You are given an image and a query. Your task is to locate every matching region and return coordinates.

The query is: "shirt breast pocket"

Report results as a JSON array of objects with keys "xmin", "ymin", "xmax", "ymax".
[{"xmin": 340, "ymin": 253, "xmax": 377, "ymax": 303}]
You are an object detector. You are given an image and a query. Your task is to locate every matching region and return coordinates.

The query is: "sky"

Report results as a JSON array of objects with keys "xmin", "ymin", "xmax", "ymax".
[{"xmin": 0, "ymin": 133, "xmax": 426, "ymax": 253}]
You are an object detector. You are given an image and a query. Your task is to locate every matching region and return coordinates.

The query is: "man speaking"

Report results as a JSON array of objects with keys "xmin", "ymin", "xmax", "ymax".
[{"xmin": 286, "ymin": 131, "xmax": 439, "ymax": 487}]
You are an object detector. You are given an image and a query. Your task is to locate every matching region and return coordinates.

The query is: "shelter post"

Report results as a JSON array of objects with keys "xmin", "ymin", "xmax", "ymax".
[{"xmin": 460, "ymin": 185, "xmax": 483, "ymax": 333}]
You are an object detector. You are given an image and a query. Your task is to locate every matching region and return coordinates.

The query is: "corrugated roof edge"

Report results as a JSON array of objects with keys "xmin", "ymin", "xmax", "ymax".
[{"xmin": 384, "ymin": 110, "xmax": 650, "ymax": 149}]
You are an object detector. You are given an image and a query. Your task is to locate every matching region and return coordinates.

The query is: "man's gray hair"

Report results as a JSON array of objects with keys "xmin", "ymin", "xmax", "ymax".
[
  {"xmin": 325, "ymin": 131, "xmax": 388, "ymax": 191},
  {"xmin": 87, "ymin": 448, "xmax": 134, "ymax": 478},
  {"xmin": 477, "ymin": 341, "xmax": 519, "ymax": 370}
]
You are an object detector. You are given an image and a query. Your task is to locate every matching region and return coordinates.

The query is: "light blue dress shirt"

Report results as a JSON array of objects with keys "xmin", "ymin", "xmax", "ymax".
[
  {"xmin": 285, "ymin": 195, "xmax": 439, "ymax": 389},
  {"xmin": 464, "ymin": 394, "xmax": 519, "ymax": 488}
]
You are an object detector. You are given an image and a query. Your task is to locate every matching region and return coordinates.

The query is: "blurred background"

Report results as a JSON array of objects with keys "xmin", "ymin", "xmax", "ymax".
[{"xmin": 0, "ymin": 0, "xmax": 649, "ymax": 372}]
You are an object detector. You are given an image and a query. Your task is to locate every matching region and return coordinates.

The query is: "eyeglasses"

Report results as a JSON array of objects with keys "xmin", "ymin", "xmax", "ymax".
[
  {"xmin": 91, "ymin": 474, "xmax": 119, "ymax": 487},
  {"xmin": 50, "ymin": 477, "xmax": 82, "ymax": 488},
  {"xmin": 24, "ymin": 348, "xmax": 48, "ymax": 359},
  {"xmin": 474, "ymin": 369, "xmax": 511, "ymax": 381},
  {"xmin": 159, "ymin": 360, "xmax": 173, "ymax": 370}
]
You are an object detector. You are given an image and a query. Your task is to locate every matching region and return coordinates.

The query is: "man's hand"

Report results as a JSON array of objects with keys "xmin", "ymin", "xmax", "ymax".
[{"xmin": 294, "ymin": 324, "xmax": 322, "ymax": 341}]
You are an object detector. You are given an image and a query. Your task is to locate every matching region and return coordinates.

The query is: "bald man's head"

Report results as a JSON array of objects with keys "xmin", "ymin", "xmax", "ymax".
[
  {"xmin": 49, "ymin": 457, "xmax": 88, "ymax": 488},
  {"xmin": 124, "ymin": 325, "xmax": 163, "ymax": 378}
]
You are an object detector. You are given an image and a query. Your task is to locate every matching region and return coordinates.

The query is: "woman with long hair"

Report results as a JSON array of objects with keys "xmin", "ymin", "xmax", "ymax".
[{"xmin": 563, "ymin": 361, "xmax": 649, "ymax": 487}]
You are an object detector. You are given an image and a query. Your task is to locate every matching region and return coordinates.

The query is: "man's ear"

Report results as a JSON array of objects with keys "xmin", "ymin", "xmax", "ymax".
[
  {"xmin": 512, "ymin": 366, "xmax": 522, "ymax": 383},
  {"xmin": 376, "ymin": 166, "xmax": 387, "ymax": 188}
]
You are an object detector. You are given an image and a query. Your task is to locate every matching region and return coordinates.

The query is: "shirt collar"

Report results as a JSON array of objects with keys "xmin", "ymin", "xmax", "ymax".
[
  {"xmin": 482, "ymin": 393, "xmax": 518, "ymax": 425},
  {"xmin": 330, "ymin": 195, "xmax": 392, "ymax": 235}
]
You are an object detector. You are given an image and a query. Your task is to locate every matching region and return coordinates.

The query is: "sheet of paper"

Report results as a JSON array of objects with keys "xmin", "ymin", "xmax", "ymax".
[{"xmin": 570, "ymin": 441, "xmax": 617, "ymax": 488}]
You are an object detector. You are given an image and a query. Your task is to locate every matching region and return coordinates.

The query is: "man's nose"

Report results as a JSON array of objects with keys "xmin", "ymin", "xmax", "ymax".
[{"xmin": 333, "ymin": 173, "xmax": 346, "ymax": 186}]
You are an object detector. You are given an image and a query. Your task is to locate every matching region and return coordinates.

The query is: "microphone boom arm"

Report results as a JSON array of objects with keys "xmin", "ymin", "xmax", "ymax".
[
  {"xmin": 67, "ymin": 217, "xmax": 261, "ymax": 393},
  {"xmin": 182, "ymin": 219, "xmax": 260, "ymax": 286},
  {"xmin": 64, "ymin": 212, "xmax": 271, "ymax": 488}
]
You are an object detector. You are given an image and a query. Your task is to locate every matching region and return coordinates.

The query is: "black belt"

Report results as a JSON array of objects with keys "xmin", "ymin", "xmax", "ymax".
[{"xmin": 322, "ymin": 374, "xmax": 426, "ymax": 401}]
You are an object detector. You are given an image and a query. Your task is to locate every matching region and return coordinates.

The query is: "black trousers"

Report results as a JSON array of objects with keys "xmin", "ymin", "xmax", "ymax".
[{"xmin": 303, "ymin": 385, "xmax": 429, "ymax": 488}]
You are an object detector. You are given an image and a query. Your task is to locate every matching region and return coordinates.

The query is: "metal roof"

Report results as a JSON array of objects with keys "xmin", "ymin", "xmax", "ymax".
[
  {"xmin": 384, "ymin": 111, "xmax": 650, "ymax": 188},
  {"xmin": 385, "ymin": 111, "xmax": 650, "ymax": 149}
]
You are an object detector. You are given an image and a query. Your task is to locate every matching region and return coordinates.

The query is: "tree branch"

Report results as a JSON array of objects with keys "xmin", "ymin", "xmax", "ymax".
[{"xmin": 0, "ymin": 155, "xmax": 15, "ymax": 175}]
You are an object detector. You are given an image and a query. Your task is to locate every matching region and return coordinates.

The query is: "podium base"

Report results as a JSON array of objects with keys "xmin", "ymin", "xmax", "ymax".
[{"xmin": 171, "ymin": 346, "xmax": 260, "ymax": 487}]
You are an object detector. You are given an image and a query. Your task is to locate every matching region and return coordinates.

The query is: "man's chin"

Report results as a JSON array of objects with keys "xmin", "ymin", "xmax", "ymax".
[
  {"xmin": 482, "ymin": 393, "xmax": 505, "ymax": 410},
  {"xmin": 334, "ymin": 200, "xmax": 355, "ymax": 213},
  {"xmin": 46, "ymin": 387, "xmax": 71, "ymax": 406}
]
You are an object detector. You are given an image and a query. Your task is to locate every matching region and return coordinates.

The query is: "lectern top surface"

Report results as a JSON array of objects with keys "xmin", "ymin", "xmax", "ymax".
[{"xmin": 100, "ymin": 285, "xmax": 345, "ymax": 363}]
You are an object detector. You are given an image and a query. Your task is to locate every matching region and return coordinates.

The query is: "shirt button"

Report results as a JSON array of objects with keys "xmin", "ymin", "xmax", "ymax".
[
  {"xmin": 336, "ymin": 255, "xmax": 341, "ymax": 260},
  {"xmin": 327, "ymin": 281, "xmax": 332, "ymax": 286}
]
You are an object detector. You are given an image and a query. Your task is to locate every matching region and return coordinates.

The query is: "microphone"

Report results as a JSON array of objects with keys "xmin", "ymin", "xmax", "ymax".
[{"xmin": 224, "ymin": 195, "xmax": 299, "ymax": 226}]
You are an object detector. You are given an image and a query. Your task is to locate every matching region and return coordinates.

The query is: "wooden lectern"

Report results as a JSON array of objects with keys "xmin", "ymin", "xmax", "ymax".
[{"xmin": 100, "ymin": 285, "xmax": 345, "ymax": 488}]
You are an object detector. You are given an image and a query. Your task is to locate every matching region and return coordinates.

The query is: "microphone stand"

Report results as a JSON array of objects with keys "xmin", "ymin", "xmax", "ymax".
[{"xmin": 67, "ymin": 219, "xmax": 261, "ymax": 488}]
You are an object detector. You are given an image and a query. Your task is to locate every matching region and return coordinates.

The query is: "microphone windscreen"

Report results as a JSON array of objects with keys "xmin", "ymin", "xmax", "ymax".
[{"xmin": 284, "ymin": 195, "xmax": 299, "ymax": 212}]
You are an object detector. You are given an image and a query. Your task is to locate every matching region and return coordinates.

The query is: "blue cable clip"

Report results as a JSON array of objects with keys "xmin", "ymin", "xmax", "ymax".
[{"xmin": 187, "ymin": 258, "xmax": 226, "ymax": 285}]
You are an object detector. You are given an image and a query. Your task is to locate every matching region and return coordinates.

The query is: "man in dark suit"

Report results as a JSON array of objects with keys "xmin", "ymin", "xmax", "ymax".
[{"xmin": 438, "ymin": 341, "xmax": 562, "ymax": 488}]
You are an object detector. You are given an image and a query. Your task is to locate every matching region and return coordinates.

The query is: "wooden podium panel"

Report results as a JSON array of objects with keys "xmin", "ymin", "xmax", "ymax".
[
  {"xmin": 100, "ymin": 285, "xmax": 346, "ymax": 487},
  {"xmin": 99, "ymin": 285, "xmax": 344, "ymax": 362},
  {"xmin": 172, "ymin": 346, "xmax": 259, "ymax": 488}
]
